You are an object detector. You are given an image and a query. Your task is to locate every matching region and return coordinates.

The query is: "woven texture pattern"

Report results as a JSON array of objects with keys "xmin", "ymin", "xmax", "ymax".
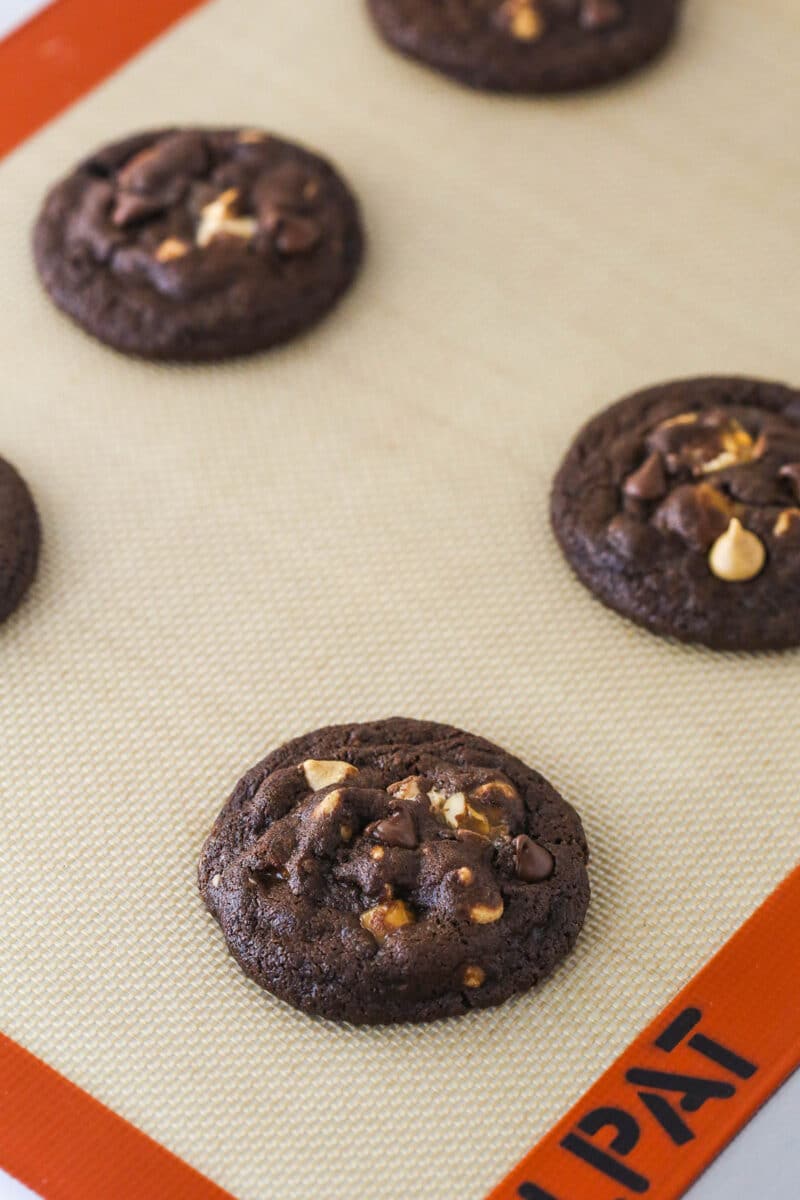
[{"xmin": 1, "ymin": 2, "xmax": 799, "ymax": 1197}]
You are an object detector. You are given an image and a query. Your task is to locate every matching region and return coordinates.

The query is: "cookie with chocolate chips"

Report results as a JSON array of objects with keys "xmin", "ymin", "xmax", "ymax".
[
  {"xmin": 33, "ymin": 127, "xmax": 363, "ymax": 361},
  {"xmin": 366, "ymin": 0, "xmax": 680, "ymax": 93},
  {"xmin": 199, "ymin": 717, "xmax": 589, "ymax": 1024},
  {"xmin": 0, "ymin": 456, "xmax": 40, "ymax": 627},
  {"xmin": 551, "ymin": 377, "xmax": 800, "ymax": 650}
]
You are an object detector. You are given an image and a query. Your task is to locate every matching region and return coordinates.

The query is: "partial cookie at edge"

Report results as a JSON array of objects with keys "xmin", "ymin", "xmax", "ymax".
[
  {"xmin": 366, "ymin": 0, "xmax": 681, "ymax": 93},
  {"xmin": 0, "ymin": 456, "xmax": 40, "ymax": 626}
]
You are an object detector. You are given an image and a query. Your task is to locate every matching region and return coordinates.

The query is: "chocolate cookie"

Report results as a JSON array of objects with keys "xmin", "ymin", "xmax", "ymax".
[
  {"xmin": 0, "ymin": 456, "xmax": 40, "ymax": 626},
  {"xmin": 33, "ymin": 127, "xmax": 363, "ymax": 361},
  {"xmin": 366, "ymin": 0, "xmax": 680, "ymax": 93},
  {"xmin": 199, "ymin": 718, "xmax": 589, "ymax": 1024},
  {"xmin": 551, "ymin": 377, "xmax": 800, "ymax": 651}
]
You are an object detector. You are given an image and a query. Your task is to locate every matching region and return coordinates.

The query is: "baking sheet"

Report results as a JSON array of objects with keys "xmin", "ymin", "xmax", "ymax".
[{"xmin": 1, "ymin": 1, "xmax": 799, "ymax": 1197}]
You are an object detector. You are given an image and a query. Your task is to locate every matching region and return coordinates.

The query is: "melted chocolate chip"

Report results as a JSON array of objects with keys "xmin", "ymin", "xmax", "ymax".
[
  {"xmin": 117, "ymin": 131, "xmax": 208, "ymax": 195},
  {"xmin": 514, "ymin": 835, "xmax": 554, "ymax": 882},
  {"xmin": 653, "ymin": 483, "xmax": 732, "ymax": 551},
  {"xmin": 580, "ymin": 0, "xmax": 624, "ymax": 31},
  {"xmin": 648, "ymin": 412, "xmax": 727, "ymax": 472},
  {"xmin": 67, "ymin": 180, "xmax": 123, "ymax": 262},
  {"xmin": 254, "ymin": 163, "xmax": 310, "ymax": 216},
  {"xmin": 275, "ymin": 215, "xmax": 321, "ymax": 256},
  {"xmin": 646, "ymin": 413, "xmax": 699, "ymax": 459},
  {"xmin": 365, "ymin": 808, "xmax": 418, "ymax": 849},
  {"xmin": 606, "ymin": 513, "xmax": 659, "ymax": 559},
  {"xmin": 623, "ymin": 452, "xmax": 667, "ymax": 501},
  {"xmin": 779, "ymin": 462, "xmax": 800, "ymax": 500},
  {"xmin": 112, "ymin": 192, "xmax": 166, "ymax": 228},
  {"xmin": 61, "ymin": 130, "xmax": 335, "ymax": 300}
]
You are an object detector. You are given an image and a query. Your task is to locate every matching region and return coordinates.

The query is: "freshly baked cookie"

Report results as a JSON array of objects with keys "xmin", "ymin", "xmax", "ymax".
[
  {"xmin": 199, "ymin": 717, "xmax": 589, "ymax": 1024},
  {"xmin": 33, "ymin": 127, "xmax": 363, "ymax": 361},
  {"xmin": 366, "ymin": 0, "xmax": 680, "ymax": 93},
  {"xmin": 0, "ymin": 456, "xmax": 40, "ymax": 626},
  {"xmin": 551, "ymin": 377, "xmax": 800, "ymax": 651}
]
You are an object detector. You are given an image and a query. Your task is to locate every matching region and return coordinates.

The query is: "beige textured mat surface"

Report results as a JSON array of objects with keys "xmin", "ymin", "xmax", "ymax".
[{"xmin": 1, "ymin": 2, "xmax": 799, "ymax": 1197}]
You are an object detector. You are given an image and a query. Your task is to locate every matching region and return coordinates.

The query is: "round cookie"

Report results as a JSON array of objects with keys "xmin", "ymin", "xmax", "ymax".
[
  {"xmin": 551, "ymin": 377, "xmax": 800, "ymax": 651},
  {"xmin": 366, "ymin": 0, "xmax": 680, "ymax": 93},
  {"xmin": 199, "ymin": 717, "xmax": 590, "ymax": 1024},
  {"xmin": 0, "ymin": 456, "xmax": 40, "ymax": 626},
  {"xmin": 33, "ymin": 127, "xmax": 363, "ymax": 361}
]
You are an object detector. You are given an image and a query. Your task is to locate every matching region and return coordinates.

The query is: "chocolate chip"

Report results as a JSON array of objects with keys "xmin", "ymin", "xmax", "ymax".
[
  {"xmin": 779, "ymin": 462, "xmax": 800, "ymax": 500},
  {"xmin": 256, "ymin": 202, "xmax": 282, "ymax": 233},
  {"xmin": 653, "ymin": 483, "xmax": 733, "ymax": 551},
  {"xmin": 647, "ymin": 413, "xmax": 700, "ymax": 460},
  {"xmin": 677, "ymin": 434, "xmax": 725, "ymax": 474},
  {"xmin": 514, "ymin": 835, "xmax": 554, "ymax": 883},
  {"xmin": 650, "ymin": 411, "xmax": 754, "ymax": 477},
  {"xmin": 67, "ymin": 180, "xmax": 123, "ymax": 262},
  {"xmin": 606, "ymin": 513, "xmax": 659, "ymax": 560},
  {"xmin": 111, "ymin": 192, "xmax": 166, "ymax": 227},
  {"xmin": 623, "ymin": 452, "xmax": 667, "ymax": 501},
  {"xmin": 649, "ymin": 413, "xmax": 724, "ymax": 467},
  {"xmin": 274, "ymin": 215, "xmax": 321, "ymax": 256},
  {"xmin": 254, "ymin": 164, "xmax": 310, "ymax": 217},
  {"xmin": 366, "ymin": 808, "xmax": 418, "ymax": 849},
  {"xmin": 580, "ymin": 0, "xmax": 624, "ymax": 31},
  {"xmin": 117, "ymin": 131, "xmax": 208, "ymax": 195}
]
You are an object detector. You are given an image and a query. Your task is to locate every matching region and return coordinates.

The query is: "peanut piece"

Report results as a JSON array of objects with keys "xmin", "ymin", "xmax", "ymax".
[
  {"xmin": 302, "ymin": 759, "xmax": 358, "ymax": 790},
  {"xmin": 463, "ymin": 965, "xmax": 486, "ymax": 988},
  {"xmin": 360, "ymin": 900, "xmax": 415, "ymax": 943}
]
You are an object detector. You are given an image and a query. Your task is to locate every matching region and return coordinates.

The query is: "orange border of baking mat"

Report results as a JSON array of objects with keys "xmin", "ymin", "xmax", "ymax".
[
  {"xmin": 488, "ymin": 862, "xmax": 800, "ymax": 1200},
  {"xmin": 0, "ymin": 1033, "xmax": 235, "ymax": 1199},
  {"xmin": 2, "ymin": 869, "xmax": 797, "ymax": 1200},
  {"xmin": 0, "ymin": 0, "xmax": 209, "ymax": 159}
]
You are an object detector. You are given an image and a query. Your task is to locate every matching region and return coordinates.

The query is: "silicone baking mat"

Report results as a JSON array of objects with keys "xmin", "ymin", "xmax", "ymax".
[{"xmin": 1, "ymin": 1, "xmax": 799, "ymax": 1197}]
